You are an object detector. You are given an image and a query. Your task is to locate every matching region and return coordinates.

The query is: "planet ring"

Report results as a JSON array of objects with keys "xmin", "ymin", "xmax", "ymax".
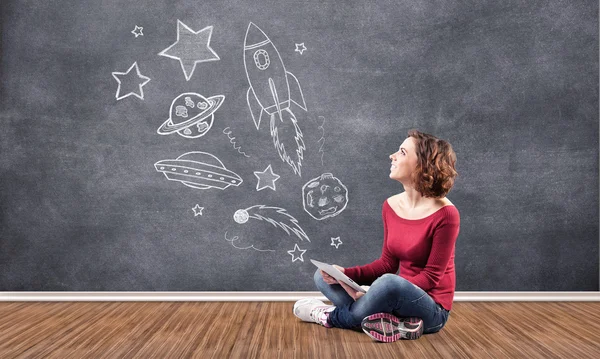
[{"xmin": 157, "ymin": 95, "xmax": 225, "ymax": 134}]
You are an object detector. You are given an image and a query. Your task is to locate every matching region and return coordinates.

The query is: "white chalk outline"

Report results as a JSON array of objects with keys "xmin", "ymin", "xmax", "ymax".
[
  {"xmin": 157, "ymin": 92, "xmax": 224, "ymax": 139},
  {"xmin": 223, "ymin": 127, "xmax": 250, "ymax": 157},
  {"xmin": 254, "ymin": 164, "xmax": 280, "ymax": 191},
  {"xmin": 243, "ymin": 22, "xmax": 307, "ymax": 176},
  {"xmin": 294, "ymin": 42, "xmax": 307, "ymax": 55},
  {"xmin": 314, "ymin": 115, "xmax": 326, "ymax": 166},
  {"xmin": 330, "ymin": 236, "xmax": 342, "ymax": 248},
  {"xmin": 287, "ymin": 243, "xmax": 307, "ymax": 262},
  {"xmin": 112, "ymin": 62, "xmax": 151, "ymax": 101},
  {"xmin": 224, "ymin": 231, "xmax": 275, "ymax": 252},
  {"xmin": 302, "ymin": 173, "xmax": 349, "ymax": 220},
  {"xmin": 154, "ymin": 151, "xmax": 243, "ymax": 191},
  {"xmin": 158, "ymin": 19, "xmax": 220, "ymax": 81},
  {"xmin": 192, "ymin": 204, "xmax": 204, "ymax": 216},
  {"xmin": 233, "ymin": 205, "xmax": 310, "ymax": 242},
  {"xmin": 131, "ymin": 25, "xmax": 143, "ymax": 37}
]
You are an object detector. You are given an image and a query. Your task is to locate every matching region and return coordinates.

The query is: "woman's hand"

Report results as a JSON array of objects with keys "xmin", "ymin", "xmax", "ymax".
[
  {"xmin": 320, "ymin": 264, "xmax": 345, "ymax": 285},
  {"xmin": 321, "ymin": 265, "xmax": 365, "ymax": 301},
  {"xmin": 337, "ymin": 280, "xmax": 366, "ymax": 301}
]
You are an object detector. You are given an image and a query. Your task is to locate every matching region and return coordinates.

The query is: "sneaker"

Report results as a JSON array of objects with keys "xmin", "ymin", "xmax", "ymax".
[
  {"xmin": 293, "ymin": 298, "xmax": 335, "ymax": 327},
  {"xmin": 361, "ymin": 313, "xmax": 423, "ymax": 342}
]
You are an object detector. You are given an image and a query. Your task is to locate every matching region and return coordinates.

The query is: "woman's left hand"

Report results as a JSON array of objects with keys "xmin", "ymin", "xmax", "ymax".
[{"xmin": 338, "ymin": 280, "xmax": 365, "ymax": 301}]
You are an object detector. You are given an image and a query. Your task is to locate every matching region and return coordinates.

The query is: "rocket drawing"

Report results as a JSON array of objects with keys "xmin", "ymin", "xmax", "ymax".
[{"xmin": 244, "ymin": 22, "xmax": 307, "ymax": 176}]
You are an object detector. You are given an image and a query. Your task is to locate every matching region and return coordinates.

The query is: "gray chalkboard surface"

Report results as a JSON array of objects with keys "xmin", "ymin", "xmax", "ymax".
[{"xmin": 1, "ymin": 0, "xmax": 598, "ymax": 291}]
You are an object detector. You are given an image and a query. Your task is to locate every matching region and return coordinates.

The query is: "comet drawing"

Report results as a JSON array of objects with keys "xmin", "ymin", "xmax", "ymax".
[
  {"xmin": 233, "ymin": 205, "xmax": 310, "ymax": 242},
  {"xmin": 243, "ymin": 22, "xmax": 307, "ymax": 176}
]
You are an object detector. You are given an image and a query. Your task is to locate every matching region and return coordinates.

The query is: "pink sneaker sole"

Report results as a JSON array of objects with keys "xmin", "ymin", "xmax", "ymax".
[{"xmin": 361, "ymin": 313, "xmax": 424, "ymax": 342}]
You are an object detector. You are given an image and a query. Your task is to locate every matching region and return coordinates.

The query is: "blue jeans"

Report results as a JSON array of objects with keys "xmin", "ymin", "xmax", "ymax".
[{"xmin": 314, "ymin": 270, "xmax": 450, "ymax": 334}]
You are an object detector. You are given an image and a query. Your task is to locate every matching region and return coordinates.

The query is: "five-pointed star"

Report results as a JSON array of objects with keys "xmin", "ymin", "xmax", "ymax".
[
  {"xmin": 131, "ymin": 25, "xmax": 144, "ymax": 37},
  {"xmin": 254, "ymin": 164, "xmax": 280, "ymax": 191},
  {"xmin": 295, "ymin": 42, "xmax": 307, "ymax": 55},
  {"xmin": 330, "ymin": 237, "xmax": 343, "ymax": 249},
  {"xmin": 111, "ymin": 62, "xmax": 151, "ymax": 101},
  {"xmin": 192, "ymin": 204, "xmax": 204, "ymax": 216},
  {"xmin": 158, "ymin": 20, "xmax": 220, "ymax": 81},
  {"xmin": 287, "ymin": 244, "xmax": 307, "ymax": 263}
]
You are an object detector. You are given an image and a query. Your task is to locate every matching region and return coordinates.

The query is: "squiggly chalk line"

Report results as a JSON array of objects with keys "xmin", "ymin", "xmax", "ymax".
[
  {"xmin": 223, "ymin": 127, "xmax": 250, "ymax": 157},
  {"xmin": 316, "ymin": 116, "xmax": 326, "ymax": 166},
  {"xmin": 224, "ymin": 231, "xmax": 275, "ymax": 252}
]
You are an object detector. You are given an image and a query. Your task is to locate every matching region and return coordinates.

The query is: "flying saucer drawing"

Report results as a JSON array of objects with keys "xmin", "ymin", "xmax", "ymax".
[
  {"xmin": 157, "ymin": 92, "xmax": 225, "ymax": 139},
  {"xmin": 155, "ymin": 151, "xmax": 243, "ymax": 190}
]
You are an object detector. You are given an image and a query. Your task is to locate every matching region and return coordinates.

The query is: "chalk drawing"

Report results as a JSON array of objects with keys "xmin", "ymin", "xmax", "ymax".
[
  {"xmin": 157, "ymin": 93, "xmax": 224, "ymax": 139},
  {"xmin": 223, "ymin": 127, "xmax": 250, "ymax": 157},
  {"xmin": 243, "ymin": 22, "xmax": 307, "ymax": 176},
  {"xmin": 294, "ymin": 42, "xmax": 307, "ymax": 55},
  {"xmin": 131, "ymin": 25, "xmax": 143, "ymax": 37},
  {"xmin": 330, "ymin": 236, "xmax": 342, "ymax": 248},
  {"xmin": 302, "ymin": 173, "xmax": 349, "ymax": 220},
  {"xmin": 233, "ymin": 205, "xmax": 310, "ymax": 242},
  {"xmin": 158, "ymin": 19, "xmax": 220, "ymax": 81},
  {"xmin": 112, "ymin": 62, "xmax": 151, "ymax": 101},
  {"xmin": 155, "ymin": 151, "xmax": 242, "ymax": 190},
  {"xmin": 315, "ymin": 116, "xmax": 326, "ymax": 166},
  {"xmin": 254, "ymin": 164, "xmax": 280, "ymax": 191},
  {"xmin": 288, "ymin": 243, "xmax": 307, "ymax": 262},
  {"xmin": 224, "ymin": 231, "xmax": 275, "ymax": 252},
  {"xmin": 192, "ymin": 204, "xmax": 204, "ymax": 216}
]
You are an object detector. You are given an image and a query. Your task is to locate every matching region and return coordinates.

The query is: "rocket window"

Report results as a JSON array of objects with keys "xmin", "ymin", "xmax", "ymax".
[{"xmin": 253, "ymin": 49, "xmax": 270, "ymax": 70}]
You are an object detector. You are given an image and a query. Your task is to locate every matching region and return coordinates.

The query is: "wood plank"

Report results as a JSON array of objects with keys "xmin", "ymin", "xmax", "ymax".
[{"xmin": 0, "ymin": 302, "xmax": 599, "ymax": 358}]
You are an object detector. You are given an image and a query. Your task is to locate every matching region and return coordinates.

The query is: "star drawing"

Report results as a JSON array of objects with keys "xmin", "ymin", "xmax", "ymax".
[
  {"xmin": 287, "ymin": 243, "xmax": 307, "ymax": 262},
  {"xmin": 112, "ymin": 62, "xmax": 151, "ymax": 101},
  {"xmin": 330, "ymin": 237, "xmax": 342, "ymax": 249},
  {"xmin": 295, "ymin": 42, "xmax": 307, "ymax": 55},
  {"xmin": 192, "ymin": 204, "xmax": 204, "ymax": 216},
  {"xmin": 254, "ymin": 164, "xmax": 280, "ymax": 191},
  {"xmin": 158, "ymin": 20, "xmax": 220, "ymax": 81},
  {"xmin": 131, "ymin": 25, "xmax": 143, "ymax": 37}
]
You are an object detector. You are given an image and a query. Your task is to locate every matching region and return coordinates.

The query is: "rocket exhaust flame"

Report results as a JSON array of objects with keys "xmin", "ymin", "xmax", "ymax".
[{"xmin": 244, "ymin": 22, "xmax": 307, "ymax": 176}]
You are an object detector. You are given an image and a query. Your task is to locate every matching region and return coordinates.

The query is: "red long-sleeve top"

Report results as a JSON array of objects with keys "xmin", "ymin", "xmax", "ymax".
[{"xmin": 344, "ymin": 200, "xmax": 460, "ymax": 311}]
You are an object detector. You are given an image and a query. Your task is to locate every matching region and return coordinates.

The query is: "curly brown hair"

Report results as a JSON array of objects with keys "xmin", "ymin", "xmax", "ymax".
[{"xmin": 407, "ymin": 129, "xmax": 458, "ymax": 198}]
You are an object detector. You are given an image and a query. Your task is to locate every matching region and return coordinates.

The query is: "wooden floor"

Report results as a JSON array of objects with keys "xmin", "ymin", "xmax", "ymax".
[{"xmin": 0, "ymin": 301, "xmax": 599, "ymax": 358}]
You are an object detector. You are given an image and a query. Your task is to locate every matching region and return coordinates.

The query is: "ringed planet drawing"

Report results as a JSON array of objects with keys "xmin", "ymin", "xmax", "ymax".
[{"xmin": 157, "ymin": 92, "xmax": 225, "ymax": 139}]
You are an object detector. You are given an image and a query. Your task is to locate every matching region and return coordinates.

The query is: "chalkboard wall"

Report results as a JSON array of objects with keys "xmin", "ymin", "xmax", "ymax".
[{"xmin": 1, "ymin": 0, "xmax": 598, "ymax": 291}]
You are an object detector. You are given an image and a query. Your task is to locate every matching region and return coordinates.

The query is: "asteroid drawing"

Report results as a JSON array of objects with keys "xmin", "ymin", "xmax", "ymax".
[
  {"xmin": 302, "ymin": 173, "xmax": 348, "ymax": 220},
  {"xmin": 243, "ymin": 22, "xmax": 307, "ymax": 176},
  {"xmin": 155, "ymin": 151, "xmax": 242, "ymax": 190},
  {"xmin": 157, "ymin": 92, "xmax": 224, "ymax": 139}
]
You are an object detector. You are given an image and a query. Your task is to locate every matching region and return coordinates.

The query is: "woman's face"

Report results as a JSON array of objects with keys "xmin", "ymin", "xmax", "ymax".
[{"xmin": 389, "ymin": 137, "xmax": 418, "ymax": 183}]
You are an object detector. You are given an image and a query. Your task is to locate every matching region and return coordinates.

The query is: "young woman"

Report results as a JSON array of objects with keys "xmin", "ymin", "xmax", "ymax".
[{"xmin": 294, "ymin": 129, "xmax": 460, "ymax": 342}]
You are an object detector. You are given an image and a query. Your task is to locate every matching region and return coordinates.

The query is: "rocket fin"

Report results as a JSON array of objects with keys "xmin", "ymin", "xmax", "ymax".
[
  {"xmin": 286, "ymin": 71, "xmax": 307, "ymax": 111},
  {"xmin": 247, "ymin": 86, "xmax": 265, "ymax": 130}
]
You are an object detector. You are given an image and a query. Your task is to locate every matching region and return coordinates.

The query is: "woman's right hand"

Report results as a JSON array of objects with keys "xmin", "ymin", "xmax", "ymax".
[{"xmin": 320, "ymin": 265, "xmax": 345, "ymax": 285}]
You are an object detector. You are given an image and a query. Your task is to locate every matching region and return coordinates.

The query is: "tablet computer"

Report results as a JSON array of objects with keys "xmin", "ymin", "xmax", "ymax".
[{"xmin": 310, "ymin": 259, "xmax": 367, "ymax": 293}]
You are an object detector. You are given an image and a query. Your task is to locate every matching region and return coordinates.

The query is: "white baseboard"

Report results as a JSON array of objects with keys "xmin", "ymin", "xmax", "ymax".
[{"xmin": 0, "ymin": 291, "xmax": 599, "ymax": 301}]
